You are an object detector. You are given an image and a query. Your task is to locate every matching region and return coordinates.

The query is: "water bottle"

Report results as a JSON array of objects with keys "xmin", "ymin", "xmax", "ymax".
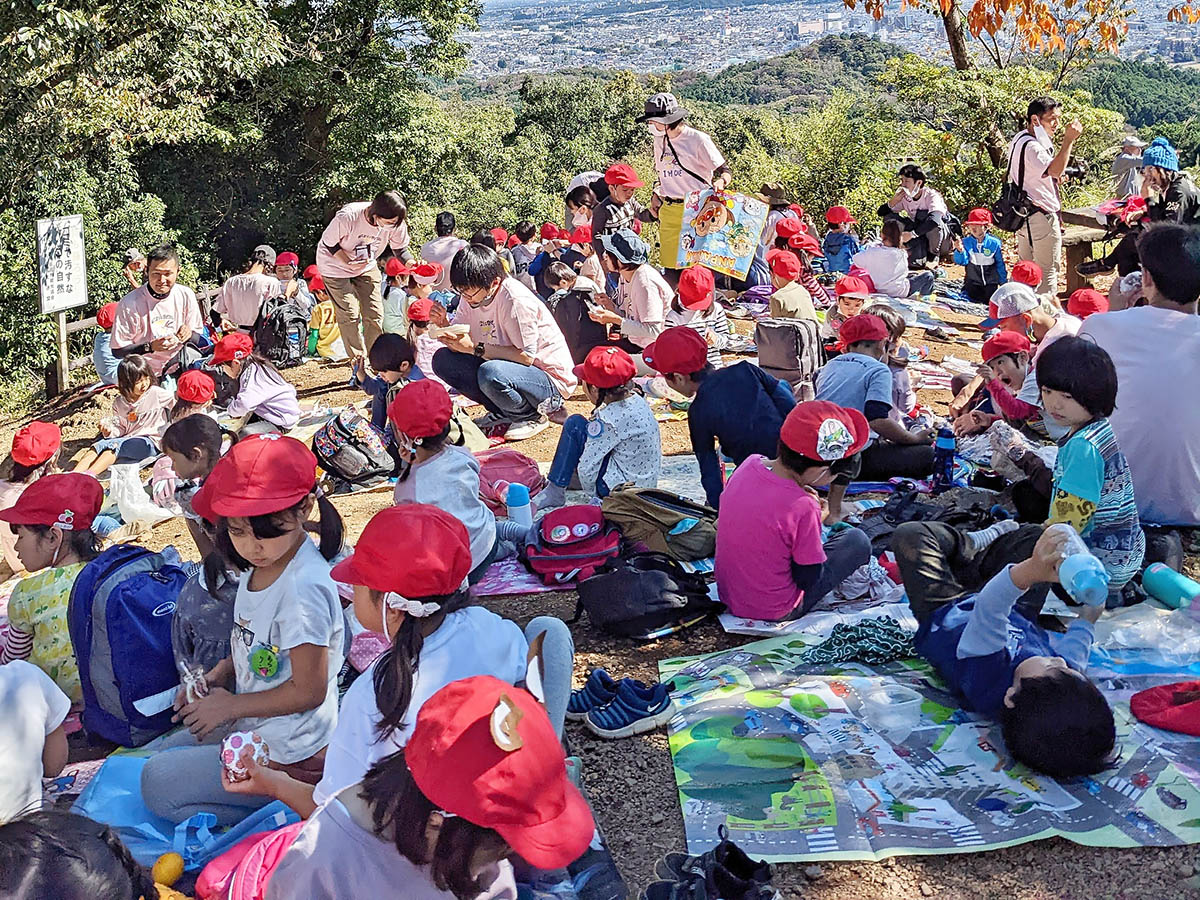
[
  {"xmin": 1047, "ymin": 523, "xmax": 1110, "ymax": 606},
  {"xmin": 1142, "ymin": 563, "xmax": 1200, "ymax": 610},
  {"xmin": 930, "ymin": 427, "xmax": 956, "ymax": 492},
  {"xmin": 506, "ymin": 483, "xmax": 533, "ymax": 529}
]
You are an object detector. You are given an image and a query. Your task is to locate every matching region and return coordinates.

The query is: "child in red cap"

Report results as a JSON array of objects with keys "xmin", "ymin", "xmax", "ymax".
[
  {"xmin": 381, "ymin": 256, "xmax": 413, "ymax": 334},
  {"xmin": 141, "ymin": 434, "xmax": 346, "ymax": 826},
  {"xmin": 1, "ymin": 422, "xmax": 63, "ymax": 575},
  {"xmin": 822, "ymin": 275, "xmax": 870, "ymax": 342},
  {"xmin": 644, "ymin": 326, "xmax": 796, "ymax": 508},
  {"xmin": 212, "ymin": 333, "xmax": 301, "ymax": 434},
  {"xmin": 267, "ymin": 675, "xmax": 592, "ymax": 897},
  {"xmin": 665, "ymin": 265, "xmax": 731, "ymax": 368},
  {"xmin": 274, "ymin": 251, "xmax": 315, "ymax": 318},
  {"xmin": 73, "ymin": 354, "xmax": 174, "ymax": 476},
  {"xmin": 92, "ymin": 301, "xmax": 121, "ymax": 385},
  {"xmin": 765, "ymin": 248, "xmax": 817, "ymax": 321},
  {"xmin": 569, "ymin": 223, "xmax": 606, "ymax": 291},
  {"xmin": 590, "ymin": 164, "xmax": 655, "ymax": 262},
  {"xmin": 535, "ymin": 346, "xmax": 662, "ymax": 510},
  {"xmin": 305, "ymin": 276, "xmax": 348, "ymax": 361},
  {"xmin": 1, "ymin": 473, "xmax": 104, "ymax": 702},
  {"xmin": 952, "ymin": 330, "xmax": 1037, "ymax": 437},
  {"xmin": 230, "ymin": 505, "xmax": 574, "ymax": 820},
  {"xmin": 821, "ymin": 206, "xmax": 861, "ymax": 275},
  {"xmin": 171, "ymin": 368, "xmax": 218, "ymax": 422},
  {"xmin": 715, "ymin": 401, "xmax": 872, "ymax": 621},
  {"xmin": 952, "ymin": 208, "xmax": 1008, "ymax": 304}
]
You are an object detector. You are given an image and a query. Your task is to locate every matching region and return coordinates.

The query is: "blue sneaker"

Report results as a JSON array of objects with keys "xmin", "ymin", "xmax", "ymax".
[
  {"xmin": 567, "ymin": 669, "xmax": 621, "ymax": 722},
  {"xmin": 585, "ymin": 680, "xmax": 674, "ymax": 739}
]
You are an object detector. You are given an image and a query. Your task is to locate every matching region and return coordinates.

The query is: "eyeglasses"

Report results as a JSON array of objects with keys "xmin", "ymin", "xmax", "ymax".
[{"xmin": 234, "ymin": 621, "xmax": 255, "ymax": 648}]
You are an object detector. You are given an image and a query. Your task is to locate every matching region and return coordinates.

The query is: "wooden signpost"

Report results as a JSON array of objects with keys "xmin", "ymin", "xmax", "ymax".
[{"xmin": 36, "ymin": 215, "xmax": 89, "ymax": 396}]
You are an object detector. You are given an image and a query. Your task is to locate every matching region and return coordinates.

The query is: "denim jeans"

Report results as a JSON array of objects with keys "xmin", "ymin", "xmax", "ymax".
[
  {"xmin": 432, "ymin": 348, "xmax": 556, "ymax": 422},
  {"xmin": 907, "ymin": 270, "xmax": 936, "ymax": 298},
  {"xmin": 547, "ymin": 414, "xmax": 611, "ymax": 495}
]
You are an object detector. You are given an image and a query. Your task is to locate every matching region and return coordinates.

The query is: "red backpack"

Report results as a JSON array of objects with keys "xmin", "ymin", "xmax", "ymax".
[
  {"xmin": 523, "ymin": 506, "xmax": 621, "ymax": 585},
  {"xmin": 475, "ymin": 447, "xmax": 547, "ymax": 516}
]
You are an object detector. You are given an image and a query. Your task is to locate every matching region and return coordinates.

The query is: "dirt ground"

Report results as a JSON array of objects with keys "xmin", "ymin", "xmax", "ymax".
[{"xmin": 4, "ymin": 282, "xmax": 1200, "ymax": 899}]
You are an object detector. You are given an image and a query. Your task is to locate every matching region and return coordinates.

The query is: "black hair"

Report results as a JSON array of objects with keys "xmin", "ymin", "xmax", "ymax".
[
  {"xmin": 897, "ymin": 163, "xmax": 926, "ymax": 185},
  {"xmin": 777, "ymin": 440, "xmax": 832, "ymax": 476},
  {"xmin": 145, "ymin": 244, "xmax": 179, "ymax": 269},
  {"xmin": 863, "ymin": 304, "xmax": 906, "ymax": 341},
  {"xmin": 469, "ymin": 229, "xmax": 497, "ymax": 249},
  {"xmin": 212, "ymin": 492, "xmax": 344, "ymax": 573},
  {"xmin": 368, "ymin": 333, "xmax": 416, "ymax": 374},
  {"xmin": 162, "ymin": 414, "xmax": 228, "ymax": 474},
  {"xmin": 116, "ymin": 354, "xmax": 156, "ymax": 401},
  {"xmin": 1026, "ymin": 96, "xmax": 1061, "ymax": 123},
  {"xmin": 237, "ymin": 350, "xmax": 288, "ymax": 386},
  {"xmin": 434, "ymin": 211, "xmax": 456, "ymax": 237},
  {"xmin": 360, "ymin": 752, "xmax": 510, "ymax": 900},
  {"xmin": 881, "ymin": 219, "xmax": 903, "ymax": 247},
  {"xmin": 1138, "ymin": 223, "xmax": 1200, "ymax": 306},
  {"xmin": 566, "ymin": 185, "xmax": 597, "ymax": 210},
  {"xmin": 450, "ymin": 245, "xmax": 505, "ymax": 291},
  {"xmin": 514, "ymin": 221, "xmax": 537, "ymax": 243},
  {"xmin": 170, "ymin": 398, "xmax": 210, "ymax": 421},
  {"xmin": 247, "ymin": 247, "xmax": 275, "ymax": 274},
  {"xmin": 1035, "ymin": 335, "xmax": 1117, "ymax": 419},
  {"xmin": 372, "ymin": 586, "xmax": 476, "ymax": 740},
  {"xmin": 23, "ymin": 522, "xmax": 100, "ymax": 563},
  {"xmin": 367, "ymin": 190, "xmax": 407, "ymax": 224},
  {"xmin": 394, "ymin": 422, "xmax": 461, "ymax": 483},
  {"xmin": 999, "ymin": 669, "xmax": 1115, "ymax": 777},
  {"xmin": 591, "ymin": 382, "xmax": 637, "ymax": 409},
  {"xmin": 0, "ymin": 811, "xmax": 158, "ymax": 900},
  {"xmin": 9, "ymin": 455, "xmax": 57, "ymax": 483},
  {"xmin": 545, "ymin": 261, "xmax": 576, "ymax": 289}
]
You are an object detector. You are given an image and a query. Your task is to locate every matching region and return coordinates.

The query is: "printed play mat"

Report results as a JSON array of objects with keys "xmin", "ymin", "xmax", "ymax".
[{"xmin": 659, "ymin": 624, "xmax": 1200, "ymax": 862}]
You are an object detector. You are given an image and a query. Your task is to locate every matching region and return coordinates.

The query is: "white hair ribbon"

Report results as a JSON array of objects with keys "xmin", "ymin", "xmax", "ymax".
[{"xmin": 383, "ymin": 592, "xmax": 441, "ymax": 618}]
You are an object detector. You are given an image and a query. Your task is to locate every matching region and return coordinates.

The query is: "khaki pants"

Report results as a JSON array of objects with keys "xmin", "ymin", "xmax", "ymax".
[
  {"xmin": 1016, "ymin": 210, "xmax": 1062, "ymax": 298},
  {"xmin": 323, "ymin": 264, "xmax": 383, "ymax": 358}
]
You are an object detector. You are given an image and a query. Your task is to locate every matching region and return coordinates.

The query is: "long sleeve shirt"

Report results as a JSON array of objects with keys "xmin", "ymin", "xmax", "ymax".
[
  {"xmin": 226, "ymin": 362, "xmax": 301, "ymax": 429},
  {"xmin": 985, "ymin": 378, "xmax": 1039, "ymax": 422}
]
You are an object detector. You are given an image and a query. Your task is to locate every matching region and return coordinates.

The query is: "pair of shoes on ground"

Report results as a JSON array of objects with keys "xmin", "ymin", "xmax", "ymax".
[
  {"xmin": 568, "ymin": 668, "xmax": 675, "ymax": 739},
  {"xmin": 472, "ymin": 411, "xmax": 549, "ymax": 441},
  {"xmin": 642, "ymin": 825, "xmax": 777, "ymax": 900}
]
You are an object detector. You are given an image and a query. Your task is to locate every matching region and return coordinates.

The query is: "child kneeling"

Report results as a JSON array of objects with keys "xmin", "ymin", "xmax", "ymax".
[
  {"xmin": 715, "ymin": 401, "xmax": 872, "ymax": 621},
  {"xmin": 893, "ymin": 521, "xmax": 1114, "ymax": 777}
]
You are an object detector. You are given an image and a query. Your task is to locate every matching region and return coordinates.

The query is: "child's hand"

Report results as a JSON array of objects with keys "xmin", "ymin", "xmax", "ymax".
[
  {"xmin": 429, "ymin": 303, "xmax": 449, "ymax": 327},
  {"xmin": 1011, "ymin": 526, "xmax": 1072, "ymax": 590},
  {"xmin": 588, "ymin": 307, "xmax": 622, "ymax": 327},
  {"xmin": 976, "ymin": 363, "xmax": 996, "ymax": 383},
  {"xmin": 954, "ymin": 237, "xmax": 965, "ymax": 252},
  {"xmin": 176, "ymin": 687, "xmax": 237, "ymax": 740},
  {"xmin": 221, "ymin": 756, "xmax": 276, "ymax": 798},
  {"xmin": 1076, "ymin": 603, "xmax": 1105, "ymax": 625},
  {"xmin": 98, "ymin": 420, "xmax": 116, "ymax": 438}
]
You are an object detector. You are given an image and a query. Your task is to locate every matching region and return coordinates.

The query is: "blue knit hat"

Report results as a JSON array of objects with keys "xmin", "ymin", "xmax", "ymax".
[{"xmin": 1142, "ymin": 137, "xmax": 1179, "ymax": 173}]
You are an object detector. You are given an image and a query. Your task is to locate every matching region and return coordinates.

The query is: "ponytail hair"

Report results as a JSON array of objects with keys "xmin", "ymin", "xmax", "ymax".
[
  {"xmin": 372, "ymin": 587, "xmax": 475, "ymax": 741},
  {"xmin": 162, "ymin": 415, "xmax": 232, "ymax": 474},
  {"xmin": 213, "ymin": 489, "xmax": 344, "ymax": 571}
]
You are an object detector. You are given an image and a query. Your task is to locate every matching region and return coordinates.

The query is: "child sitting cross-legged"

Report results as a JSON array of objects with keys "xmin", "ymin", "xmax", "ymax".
[
  {"xmin": 535, "ymin": 345, "xmax": 661, "ymax": 510},
  {"xmin": 73, "ymin": 354, "xmax": 173, "ymax": 476},
  {"xmin": 893, "ymin": 521, "xmax": 1115, "ymax": 777},
  {"xmin": 715, "ymin": 401, "xmax": 872, "ymax": 621},
  {"xmin": 212, "ymin": 333, "xmax": 301, "ymax": 435}
]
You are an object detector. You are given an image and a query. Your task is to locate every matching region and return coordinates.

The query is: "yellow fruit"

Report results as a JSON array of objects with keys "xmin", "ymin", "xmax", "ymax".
[{"xmin": 151, "ymin": 852, "xmax": 185, "ymax": 887}]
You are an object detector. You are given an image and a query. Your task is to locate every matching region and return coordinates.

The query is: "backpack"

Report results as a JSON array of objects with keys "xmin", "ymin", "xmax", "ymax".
[
  {"xmin": 601, "ymin": 486, "xmax": 718, "ymax": 561},
  {"xmin": 523, "ymin": 506, "xmax": 622, "ymax": 585},
  {"xmin": 67, "ymin": 544, "xmax": 188, "ymax": 746},
  {"xmin": 574, "ymin": 551, "xmax": 724, "ymax": 639},
  {"xmin": 312, "ymin": 406, "xmax": 394, "ymax": 490},
  {"xmin": 476, "ymin": 448, "xmax": 547, "ymax": 516},
  {"xmin": 859, "ymin": 490, "xmax": 999, "ymax": 555},
  {"xmin": 252, "ymin": 296, "xmax": 309, "ymax": 368},
  {"xmin": 754, "ymin": 317, "xmax": 823, "ymax": 396},
  {"xmin": 992, "ymin": 134, "xmax": 1038, "ymax": 233}
]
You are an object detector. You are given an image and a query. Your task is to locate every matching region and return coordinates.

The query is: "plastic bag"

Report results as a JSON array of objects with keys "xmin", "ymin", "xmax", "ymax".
[
  {"xmin": 1094, "ymin": 604, "xmax": 1200, "ymax": 667},
  {"xmin": 109, "ymin": 463, "xmax": 175, "ymax": 527}
]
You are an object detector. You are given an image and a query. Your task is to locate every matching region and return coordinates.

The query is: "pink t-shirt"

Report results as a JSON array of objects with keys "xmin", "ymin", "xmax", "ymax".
[
  {"xmin": 111, "ymin": 284, "xmax": 205, "ymax": 375},
  {"xmin": 216, "ymin": 272, "xmax": 278, "ymax": 327},
  {"xmin": 715, "ymin": 455, "xmax": 827, "ymax": 620},
  {"xmin": 316, "ymin": 202, "xmax": 411, "ymax": 279},
  {"xmin": 452, "ymin": 278, "xmax": 578, "ymax": 397},
  {"xmin": 617, "ymin": 265, "xmax": 671, "ymax": 348},
  {"xmin": 579, "ymin": 253, "xmax": 605, "ymax": 291},
  {"xmin": 418, "ymin": 236, "xmax": 467, "ymax": 291}
]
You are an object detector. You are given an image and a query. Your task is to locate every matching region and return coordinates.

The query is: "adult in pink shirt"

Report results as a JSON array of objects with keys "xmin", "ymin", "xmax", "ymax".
[
  {"xmin": 418, "ymin": 211, "xmax": 468, "ymax": 292},
  {"xmin": 110, "ymin": 245, "xmax": 204, "ymax": 376},
  {"xmin": 880, "ymin": 163, "xmax": 952, "ymax": 267},
  {"xmin": 315, "ymin": 191, "xmax": 415, "ymax": 359},
  {"xmin": 214, "ymin": 244, "xmax": 280, "ymax": 329},
  {"xmin": 431, "ymin": 245, "xmax": 577, "ymax": 441}
]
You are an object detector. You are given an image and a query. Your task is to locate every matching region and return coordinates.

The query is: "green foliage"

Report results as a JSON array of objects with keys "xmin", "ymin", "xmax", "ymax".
[{"xmin": 1071, "ymin": 59, "xmax": 1200, "ymax": 128}]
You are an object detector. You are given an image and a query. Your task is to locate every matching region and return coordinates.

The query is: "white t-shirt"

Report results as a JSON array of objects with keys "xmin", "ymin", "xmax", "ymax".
[
  {"xmin": 1080, "ymin": 305, "xmax": 1200, "ymax": 525},
  {"xmin": 851, "ymin": 244, "xmax": 909, "ymax": 298},
  {"xmin": 891, "ymin": 188, "xmax": 948, "ymax": 217},
  {"xmin": 312, "ymin": 607, "xmax": 527, "ymax": 805},
  {"xmin": 392, "ymin": 446, "xmax": 497, "ymax": 571},
  {"xmin": 216, "ymin": 273, "xmax": 279, "ymax": 328},
  {"xmin": 268, "ymin": 794, "xmax": 518, "ymax": 900},
  {"xmin": 653, "ymin": 127, "xmax": 726, "ymax": 200},
  {"xmin": 0, "ymin": 660, "xmax": 70, "ymax": 823},
  {"xmin": 232, "ymin": 540, "xmax": 345, "ymax": 764},
  {"xmin": 418, "ymin": 236, "xmax": 467, "ymax": 291},
  {"xmin": 111, "ymin": 284, "xmax": 205, "ymax": 375},
  {"xmin": 1007, "ymin": 132, "xmax": 1060, "ymax": 215},
  {"xmin": 317, "ymin": 202, "xmax": 411, "ymax": 279}
]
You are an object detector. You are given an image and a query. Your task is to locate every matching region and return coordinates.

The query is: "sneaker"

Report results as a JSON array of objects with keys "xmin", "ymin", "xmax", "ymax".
[
  {"xmin": 584, "ymin": 680, "xmax": 674, "ymax": 739},
  {"xmin": 642, "ymin": 881, "xmax": 706, "ymax": 900},
  {"xmin": 567, "ymin": 669, "xmax": 622, "ymax": 722},
  {"xmin": 472, "ymin": 410, "xmax": 511, "ymax": 430},
  {"xmin": 1077, "ymin": 258, "xmax": 1115, "ymax": 277},
  {"xmin": 505, "ymin": 417, "xmax": 550, "ymax": 441},
  {"xmin": 656, "ymin": 825, "xmax": 773, "ymax": 887}
]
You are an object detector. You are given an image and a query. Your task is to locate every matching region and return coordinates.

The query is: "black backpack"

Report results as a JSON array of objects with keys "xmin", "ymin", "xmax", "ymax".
[
  {"xmin": 312, "ymin": 407, "xmax": 394, "ymax": 490},
  {"xmin": 860, "ymin": 490, "xmax": 999, "ymax": 554},
  {"xmin": 992, "ymin": 134, "xmax": 1038, "ymax": 233},
  {"xmin": 253, "ymin": 296, "xmax": 309, "ymax": 368},
  {"xmin": 573, "ymin": 551, "xmax": 724, "ymax": 640}
]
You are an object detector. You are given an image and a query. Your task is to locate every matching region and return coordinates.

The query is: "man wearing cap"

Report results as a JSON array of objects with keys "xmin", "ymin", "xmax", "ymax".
[
  {"xmin": 880, "ymin": 164, "xmax": 952, "ymax": 268},
  {"xmin": 644, "ymin": 326, "xmax": 795, "ymax": 508},
  {"xmin": 766, "ymin": 248, "xmax": 817, "ymax": 321},
  {"xmin": 214, "ymin": 245, "xmax": 280, "ymax": 331},
  {"xmin": 952, "ymin": 208, "xmax": 1007, "ymax": 304},
  {"xmin": 1, "ymin": 422, "xmax": 62, "ymax": 576},
  {"xmin": 111, "ymin": 244, "xmax": 205, "ymax": 376},
  {"xmin": 1111, "ymin": 135, "xmax": 1147, "ymax": 198},
  {"xmin": 589, "ymin": 163, "xmax": 656, "ymax": 261},
  {"xmin": 418, "ymin": 212, "xmax": 467, "ymax": 294},
  {"xmin": 92, "ymin": 301, "xmax": 121, "ymax": 385},
  {"xmin": 639, "ymin": 92, "xmax": 731, "ymax": 272}
]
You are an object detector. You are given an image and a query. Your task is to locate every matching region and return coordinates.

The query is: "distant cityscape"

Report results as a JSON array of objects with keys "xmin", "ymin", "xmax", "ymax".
[{"xmin": 464, "ymin": 0, "xmax": 1200, "ymax": 77}]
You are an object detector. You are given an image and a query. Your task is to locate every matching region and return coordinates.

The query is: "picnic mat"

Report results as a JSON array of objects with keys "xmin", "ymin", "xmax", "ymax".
[{"xmin": 658, "ymin": 612, "xmax": 1200, "ymax": 862}]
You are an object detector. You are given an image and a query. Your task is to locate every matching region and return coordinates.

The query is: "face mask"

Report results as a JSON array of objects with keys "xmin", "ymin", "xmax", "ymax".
[
  {"xmin": 646, "ymin": 124, "xmax": 660, "ymax": 137},
  {"xmin": 572, "ymin": 210, "xmax": 591, "ymax": 227},
  {"xmin": 1033, "ymin": 124, "xmax": 1052, "ymax": 149}
]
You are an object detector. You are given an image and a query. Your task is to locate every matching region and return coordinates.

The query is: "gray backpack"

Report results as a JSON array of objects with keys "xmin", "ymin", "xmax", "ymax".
[{"xmin": 754, "ymin": 317, "xmax": 823, "ymax": 398}]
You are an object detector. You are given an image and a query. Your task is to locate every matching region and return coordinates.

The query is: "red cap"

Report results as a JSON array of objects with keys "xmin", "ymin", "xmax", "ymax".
[
  {"xmin": 176, "ymin": 370, "xmax": 216, "ymax": 404},
  {"xmin": 1067, "ymin": 287, "xmax": 1109, "ymax": 319},
  {"xmin": 411, "ymin": 262, "xmax": 443, "ymax": 286},
  {"xmin": 331, "ymin": 504, "xmax": 472, "ymax": 598},
  {"xmin": 191, "ymin": 434, "xmax": 316, "ymax": 520},
  {"xmin": 604, "ymin": 163, "xmax": 644, "ymax": 188},
  {"xmin": 303, "ymin": 264, "xmax": 319, "ymax": 280},
  {"xmin": 407, "ymin": 298, "xmax": 433, "ymax": 324},
  {"xmin": 677, "ymin": 265, "xmax": 715, "ymax": 311},
  {"xmin": 506, "ymin": 235, "xmax": 521, "ymax": 249},
  {"xmin": 10, "ymin": 421, "xmax": 62, "ymax": 467},
  {"xmin": 766, "ymin": 248, "xmax": 800, "ymax": 281},
  {"xmin": 825, "ymin": 206, "xmax": 857, "ymax": 225},
  {"xmin": 490, "ymin": 228, "xmax": 509, "ymax": 246},
  {"xmin": 573, "ymin": 345, "xmax": 637, "ymax": 389},
  {"xmin": 276, "ymin": 252, "xmax": 300, "ymax": 269},
  {"xmin": 540, "ymin": 222, "xmax": 561, "ymax": 241},
  {"xmin": 0, "ymin": 472, "xmax": 102, "ymax": 531},
  {"xmin": 308, "ymin": 274, "xmax": 326, "ymax": 293},
  {"xmin": 569, "ymin": 224, "xmax": 593, "ymax": 244},
  {"xmin": 836, "ymin": 276, "xmax": 871, "ymax": 299},
  {"xmin": 384, "ymin": 257, "xmax": 410, "ymax": 278},
  {"xmin": 780, "ymin": 401, "xmax": 869, "ymax": 461},
  {"xmin": 643, "ymin": 326, "xmax": 709, "ymax": 376},
  {"xmin": 965, "ymin": 208, "xmax": 993, "ymax": 226},
  {"xmin": 788, "ymin": 232, "xmax": 823, "ymax": 257},
  {"xmin": 981, "ymin": 330, "xmax": 1031, "ymax": 363},
  {"xmin": 405, "ymin": 676, "xmax": 594, "ymax": 870},
  {"xmin": 775, "ymin": 217, "xmax": 804, "ymax": 240},
  {"xmin": 96, "ymin": 302, "xmax": 119, "ymax": 331},
  {"xmin": 1011, "ymin": 260, "xmax": 1043, "ymax": 287},
  {"xmin": 388, "ymin": 379, "xmax": 453, "ymax": 440},
  {"xmin": 839, "ymin": 314, "xmax": 890, "ymax": 346},
  {"xmin": 211, "ymin": 332, "xmax": 254, "ymax": 365}
]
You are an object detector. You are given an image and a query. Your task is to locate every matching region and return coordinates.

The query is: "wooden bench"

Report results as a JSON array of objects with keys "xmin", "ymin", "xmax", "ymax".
[{"xmin": 1060, "ymin": 223, "xmax": 1110, "ymax": 296}]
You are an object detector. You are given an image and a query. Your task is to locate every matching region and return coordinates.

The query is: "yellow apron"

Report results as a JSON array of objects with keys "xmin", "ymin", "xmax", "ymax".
[{"xmin": 657, "ymin": 199, "xmax": 686, "ymax": 269}]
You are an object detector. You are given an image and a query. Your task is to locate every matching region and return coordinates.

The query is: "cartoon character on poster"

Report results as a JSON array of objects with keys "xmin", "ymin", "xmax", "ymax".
[{"xmin": 679, "ymin": 189, "xmax": 767, "ymax": 279}]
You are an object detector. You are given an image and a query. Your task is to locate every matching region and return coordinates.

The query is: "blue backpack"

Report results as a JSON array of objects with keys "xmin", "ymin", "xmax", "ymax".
[{"xmin": 68, "ymin": 544, "xmax": 188, "ymax": 746}]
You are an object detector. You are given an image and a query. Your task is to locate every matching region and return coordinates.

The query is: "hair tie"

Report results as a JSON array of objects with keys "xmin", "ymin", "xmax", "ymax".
[{"xmin": 383, "ymin": 592, "xmax": 440, "ymax": 618}]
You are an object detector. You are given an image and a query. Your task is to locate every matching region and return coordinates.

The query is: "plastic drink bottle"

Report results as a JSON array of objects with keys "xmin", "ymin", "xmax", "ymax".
[
  {"xmin": 930, "ymin": 427, "xmax": 956, "ymax": 492},
  {"xmin": 1047, "ymin": 523, "xmax": 1110, "ymax": 606},
  {"xmin": 1142, "ymin": 563, "xmax": 1200, "ymax": 609},
  {"xmin": 506, "ymin": 483, "xmax": 533, "ymax": 529}
]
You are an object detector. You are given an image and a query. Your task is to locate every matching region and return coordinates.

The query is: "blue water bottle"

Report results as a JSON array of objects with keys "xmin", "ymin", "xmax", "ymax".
[
  {"xmin": 1048, "ymin": 523, "xmax": 1110, "ymax": 606},
  {"xmin": 1142, "ymin": 563, "xmax": 1200, "ymax": 609},
  {"xmin": 506, "ymin": 483, "xmax": 533, "ymax": 529},
  {"xmin": 930, "ymin": 427, "xmax": 956, "ymax": 492}
]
